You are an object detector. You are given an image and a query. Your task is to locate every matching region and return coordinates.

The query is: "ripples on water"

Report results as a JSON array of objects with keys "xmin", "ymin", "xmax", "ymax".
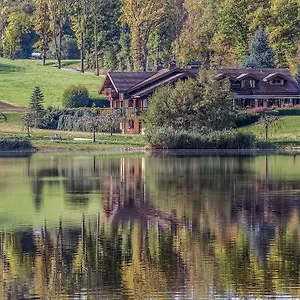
[{"xmin": 0, "ymin": 154, "xmax": 300, "ymax": 299}]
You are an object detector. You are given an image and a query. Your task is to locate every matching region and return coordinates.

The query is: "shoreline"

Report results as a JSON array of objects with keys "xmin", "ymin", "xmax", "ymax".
[{"xmin": 1, "ymin": 146, "xmax": 300, "ymax": 157}]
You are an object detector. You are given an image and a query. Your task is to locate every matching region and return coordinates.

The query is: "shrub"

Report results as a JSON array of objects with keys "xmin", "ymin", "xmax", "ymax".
[
  {"xmin": 145, "ymin": 127, "xmax": 257, "ymax": 149},
  {"xmin": 0, "ymin": 138, "xmax": 33, "ymax": 151},
  {"xmin": 63, "ymin": 85, "xmax": 89, "ymax": 108},
  {"xmin": 275, "ymin": 107, "xmax": 300, "ymax": 116},
  {"xmin": 235, "ymin": 111, "xmax": 261, "ymax": 127}
]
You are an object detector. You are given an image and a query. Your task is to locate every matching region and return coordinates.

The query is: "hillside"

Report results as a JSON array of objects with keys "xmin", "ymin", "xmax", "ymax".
[
  {"xmin": 0, "ymin": 59, "xmax": 105, "ymax": 108},
  {"xmin": 238, "ymin": 116, "xmax": 300, "ymax": 147}
]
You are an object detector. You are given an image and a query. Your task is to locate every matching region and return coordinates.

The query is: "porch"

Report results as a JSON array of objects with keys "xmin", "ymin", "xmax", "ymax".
[{"xmin": 235, "ymin": 95, "xmax": 300, "ymax": 109}]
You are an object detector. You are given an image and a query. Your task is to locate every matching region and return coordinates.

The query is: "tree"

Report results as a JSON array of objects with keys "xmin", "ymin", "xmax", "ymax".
[
  {"xmin": 173, "ymin": 0, "xmax": 217, "ymax": 67},
  {"xmin": 258, "ymin": 112, "xmax": 281, "ymax": 140},
  {"xmin": 244, "ymin": 27, "xmax": 275, "ymax": 68},
  {"xmin": 268, "ymin": 0, "xmax": 300, "ymax": 67},
  {"xmin": 32, "ymin": 0, "xmax": 52, "ymax": 66},
  {"xmin": 62, "ymin": 85, "xmax": 89, "ymax": 108},
  {"xmin": 47, "ymin": 0, "xmax": 68, "ymax": 69},
  {"xmin": 217, "ymin": 0, "xmax": 250, "ymax": 62},
  {"xmin": 23, "ymin": 112, "xmax": 34, "ymax": 137},
  {"xmin": 144, "ymin": 70, "xmax": 235, "ymax": 132},
  {"xmin": 119, "ymin": 0, "xmax": 169, "ymax": 71},
  {"xmin": 29, "ymin": 86, "xmax": 45, "ymax": 127},
  {"xmin": 71, "ymin": 0, "xmax": 89, "ymax": 73},
  {"xmin": 3, "ymin": 12, "xmax": 31, "ymax": 58}
]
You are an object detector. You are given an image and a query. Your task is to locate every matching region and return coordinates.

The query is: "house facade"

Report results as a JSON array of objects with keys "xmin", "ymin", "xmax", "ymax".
[
  {"xmin": 100, "ymin": 65, "xmax": 300, "ymax": 133},
  {"xmin": 218, "ymin": 68, "xmax": 300, "ymax": 109},
  {"xmin": 99, "ymin": 62, "xmax": 199, "ymax": 133}
]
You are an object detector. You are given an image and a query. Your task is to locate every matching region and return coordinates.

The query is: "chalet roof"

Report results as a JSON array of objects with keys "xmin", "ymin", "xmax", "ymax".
[
  {"xmin": 100, "ymin": 72, "xmax": 155, "ymax": 93},
  {"xmin": 263, "ymin": 72, "xmax": 289, "ymax": 82},
  {"xmin": 128, "ymin": 68, "xmax": 171, "ymax": 93},
  {"xmin": 130, "ymin": 72, "xmax": 190, "ymax": 98},
  {"xmin": 217, "ymin": 68, "xmax": 300, "ymax": 96},
  {"xmin": 236, "ymin": 73, "xmax": 261, "ymax": 81},
  {"xmin": 218, "ymin": 68, "xmax": 297, "ymax": 83}
]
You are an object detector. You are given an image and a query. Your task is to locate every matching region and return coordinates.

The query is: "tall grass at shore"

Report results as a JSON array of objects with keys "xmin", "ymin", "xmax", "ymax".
[
  {"xmin": 0, "ymin": 138, "xmax": 33, "ymax": 151},
  {"xmin": 146, "ymin": 128, "xmax": 257, "ymax": 149}
]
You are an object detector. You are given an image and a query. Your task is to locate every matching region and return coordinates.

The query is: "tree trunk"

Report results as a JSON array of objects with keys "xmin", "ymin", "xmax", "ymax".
[
  {"xmin": 265, "ymin": 124, "xmax": 268, "ymax": 140},
  {"xmin": 94, "ymin": 15, "xmax": 99, "ymax": 76},
  {"xmin": 58, "ymin": 27, "xmax": 62, "ymax": 69},
  {"xmin": 42, "ymin": 41, "xmax": 46, "ymax": 66},
  {"xmin": 80, "ymin": 31, "xmax": 84, "ymax": 73},
  {"xmin": 92, "ymin": 127, "xmax": 96, "ymax": 142}
]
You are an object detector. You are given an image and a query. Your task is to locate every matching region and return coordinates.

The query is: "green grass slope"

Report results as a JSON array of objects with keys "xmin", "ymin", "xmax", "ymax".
[
  {"xmin": 0, "ymin": 58, "xmax": 104, "ymax": 108},
  {"xmin": 238, "ymin": 116, "xmax": 300, "ymax": 147}
]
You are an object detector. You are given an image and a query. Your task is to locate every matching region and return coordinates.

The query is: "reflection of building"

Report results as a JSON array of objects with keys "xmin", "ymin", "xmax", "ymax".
[{"xmin": 103, "ymin": 158, "xmax": 178, "ymax": 229}]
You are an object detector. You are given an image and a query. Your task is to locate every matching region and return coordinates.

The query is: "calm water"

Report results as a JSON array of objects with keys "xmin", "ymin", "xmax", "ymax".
[{"xmin": 1, "ymin": 153, "xmax": 300, "ymax": 299}]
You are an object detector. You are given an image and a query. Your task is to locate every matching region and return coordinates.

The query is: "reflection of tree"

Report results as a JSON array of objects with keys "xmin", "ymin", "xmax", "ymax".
[{"xmin": 4, "ymin": 155, "xmax": 300, "ymax": 298}]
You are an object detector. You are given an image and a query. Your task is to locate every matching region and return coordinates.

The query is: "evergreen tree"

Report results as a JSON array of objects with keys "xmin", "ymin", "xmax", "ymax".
[
  {"xmin": 244, "ymin": 27, "xmax": 275, "ymax": 68},
  {"xmin": 29, "ymin": 86, "xmax": 45, "ymax": 127}
]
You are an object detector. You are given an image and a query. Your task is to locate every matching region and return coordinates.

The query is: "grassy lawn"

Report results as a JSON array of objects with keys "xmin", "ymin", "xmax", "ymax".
[
  {"xmin": 0, "ymin": 112, "xmax": 146, "ymax": 150},
  {"xmin": 0, "ymin": 58, "xmax": 105, "ymax": 108},
  {"xmin": 238, "ymin": 116, "xmax": 300, "ymax": 147}
]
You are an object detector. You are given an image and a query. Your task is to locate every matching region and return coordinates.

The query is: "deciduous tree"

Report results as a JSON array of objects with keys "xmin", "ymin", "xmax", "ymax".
[
  {"xmin": 3, "ymin": 12, "xmax": 30, "ymax": 58},
  {"xmin": 119, "ymin": 0, "xmax": 169, "ymax": 71},
  {"xmin": 32, "ymin": 0, "xmax": 52, "ymax": 66}
]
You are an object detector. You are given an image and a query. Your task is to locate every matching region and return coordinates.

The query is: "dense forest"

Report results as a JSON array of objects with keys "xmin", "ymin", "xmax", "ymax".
[{"xmin": 1, "ymin": 0, "xmax": 300, "ymax": 72}]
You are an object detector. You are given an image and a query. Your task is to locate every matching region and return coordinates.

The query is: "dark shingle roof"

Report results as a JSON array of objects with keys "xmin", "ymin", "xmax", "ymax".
[
  {"xmin": 218, "ymin": 68, "xmax": 300, "ymax": 96},
  {"xmin": 130, "ymin": 72, "xmax": 189, "ymax": 98},
  {"xmin": 108, "ymin": 72, "xmax": 155, "ymax": 92}
]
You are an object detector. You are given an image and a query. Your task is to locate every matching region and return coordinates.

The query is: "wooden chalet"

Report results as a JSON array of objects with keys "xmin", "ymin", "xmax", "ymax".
[
  {"xmin": 100, "ymin": 65, "xmax": 300, "ymax": 134},
  {"xmin": 99, "ymin": 62, "xmax": 199, "ymax": 134},
  {"xmin": 218, "ymin": 68, "xmax": 300, "ymax": 109}
]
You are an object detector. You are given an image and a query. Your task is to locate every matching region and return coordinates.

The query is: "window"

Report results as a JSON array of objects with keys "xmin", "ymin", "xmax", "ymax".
[
  {"xmin": 128, "ymin": 100, "xmax": 134, "ymax": 107},
  {"xmin": 270, "ymin": 79, "xmax": 284, "ymax": 85},
  {"xmin": 128, "ymin": 119, "xmax": 134, "ymax": 129},
  {"xmin": 249, "ymin": 79, "xmax": 256, "ymax": 88}
]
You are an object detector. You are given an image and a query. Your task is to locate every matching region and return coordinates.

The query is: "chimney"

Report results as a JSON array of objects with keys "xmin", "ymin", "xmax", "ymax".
[
  {"xmin": 168, "ymin": 60, "xmax": 176, "ymax": 70},
  {"xmin": 156, "ymin": 62, "xmax": 163, "ymax": 72}
]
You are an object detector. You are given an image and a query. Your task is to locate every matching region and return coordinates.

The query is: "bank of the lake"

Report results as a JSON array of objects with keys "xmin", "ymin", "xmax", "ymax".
[{"xmin": 2, "ymin": 112, "xmax": 300, "ymax": 152}]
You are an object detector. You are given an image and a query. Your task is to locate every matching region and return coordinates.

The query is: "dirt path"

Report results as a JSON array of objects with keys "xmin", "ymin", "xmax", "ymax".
[
  {"xmin": 61, "ymin": 67, "xmax": 105, "ymax": 77},
  {"xmin": 0, "ymin": 101, "xmax": 26, "ymax": 112}
]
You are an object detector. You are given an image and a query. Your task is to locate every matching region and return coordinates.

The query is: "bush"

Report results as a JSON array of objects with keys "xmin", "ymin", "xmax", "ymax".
[
  {"xmin": 235, "ymin": 111, "xmax": 261, "ymax": 127},
  {"xmin": 145, "ymin": 127, "xmax": 257, "ymax": 149},
  {"xmin": 63, "ymin": 85, "xmax": 90, "ymax": 108},
  {"xmin": 275, "ymin": 107, "xmax": 300, "ymax": 116},
  {"xmin": 0, "ymin": 138, "xmax": 33, "ymax": 151}
]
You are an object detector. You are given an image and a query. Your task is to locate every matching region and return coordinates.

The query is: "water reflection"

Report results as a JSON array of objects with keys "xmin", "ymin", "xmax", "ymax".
[{"xmin": 1, "ymin": 154, "xmax": 300, "ymax": 298}]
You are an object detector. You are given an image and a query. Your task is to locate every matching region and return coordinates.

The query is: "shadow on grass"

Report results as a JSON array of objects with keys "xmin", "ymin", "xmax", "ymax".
[
  {"xmin": 0, "ymin": 63, "xmax": 24, "ymax": 74},
  {"xmin": 45, "ymin": 60, "xmax": 79, "ymax": 68}
]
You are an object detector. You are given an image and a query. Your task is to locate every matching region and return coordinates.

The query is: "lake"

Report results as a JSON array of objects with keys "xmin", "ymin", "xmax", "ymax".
[{"xmin": 0, "ymin": 153, "xmax": 300, "ymax": 299}]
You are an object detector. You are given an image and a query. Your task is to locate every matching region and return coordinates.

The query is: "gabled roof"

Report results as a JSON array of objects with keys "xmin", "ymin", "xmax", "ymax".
[
  {"xmin": 130, "ymin": 72, "xmax": 191, "ymax": 98},
  {"xmin": 100, "ymin": 67, "xmax": 196, "ymax": 97},
  {"xmin": 100, "ymin": 72, "xmax": 155, "ymax": 93},
  {"xmin": 236, "ymin": 73, "xmax": 260, "ymax": 81},
  {"xmin": 218, "ymin": 68, "xmax": 297, "ymax": 83},
  {"xmin": 263, "ymin": 72, "xmax": 289, "ymax": 82},
  {"xmin": 217, "ymin": 68, "xmax": 300, "ymax": 96}
]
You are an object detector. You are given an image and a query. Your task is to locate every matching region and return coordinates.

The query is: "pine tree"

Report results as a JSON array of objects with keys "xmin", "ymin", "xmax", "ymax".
[
  {"xmin": 29, "ymin": 86, "xmax": 45, "ymax": 127},
  {"xmin": 244, "ymin": 27, "xmax": 275, "ymax": 68}
]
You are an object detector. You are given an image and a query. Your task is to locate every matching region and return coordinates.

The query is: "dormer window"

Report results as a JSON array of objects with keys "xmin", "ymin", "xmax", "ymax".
[
  {"xmin": 269, "ymin": 79, "xmax": 284, "ymax": 85},
  {"xmin": 249, "ymin": 79, "xmax": 256, "ymax": 88}
]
